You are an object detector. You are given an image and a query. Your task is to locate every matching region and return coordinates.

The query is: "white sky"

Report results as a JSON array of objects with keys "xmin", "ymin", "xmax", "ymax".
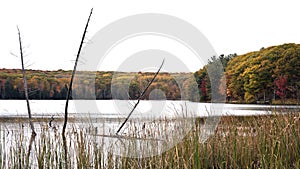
[{"xmin": 1, "ymin": 0, "xmax": 300, "ymax": 71}]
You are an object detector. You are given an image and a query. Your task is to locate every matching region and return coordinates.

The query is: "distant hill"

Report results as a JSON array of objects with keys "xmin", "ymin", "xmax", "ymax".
[
  {"xmin": 225, "ymin": 43, "xmax": 300, "ymax": 103},
  {"xmin": 202, "ymin": 43, "xmax": 300, "ymax": 103},
  {"xmin": 194, "ymin": 43, "xmax": 300, "ymax": 104}
]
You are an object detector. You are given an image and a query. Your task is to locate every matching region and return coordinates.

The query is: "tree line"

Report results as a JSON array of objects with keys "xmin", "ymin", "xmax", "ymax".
[
  {"xmin": 226, "ymin": 43, "xmax": 300, "ymax": 104},
  {"xmin": 194, "ymin": 43, "xmax": 300, "ymax": 104},
  {"xmin": 1, "ymin": 43, "xmax": 300, "ymax": 104},
  {"xmin": 0, "ymin": 69, "xmax": 197, "ymax": 101}
]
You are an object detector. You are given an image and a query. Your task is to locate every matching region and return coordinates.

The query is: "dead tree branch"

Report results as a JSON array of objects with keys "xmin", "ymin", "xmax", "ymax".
[
  {"xmin": 17, "ymin": 26, "xmax": 36, "ymax": 136},
  {"xmin": 62, "ymin": 8, "xmax": 93, "ymax": 135},
  {"xmin": 116, "ymin": 59, "xmax": 165, "ymax": 135}
]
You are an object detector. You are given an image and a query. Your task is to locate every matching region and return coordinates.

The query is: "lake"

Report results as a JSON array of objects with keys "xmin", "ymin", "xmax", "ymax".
[
  {"xmin": 0, "ymin": 100, "xmax": 299, "ymax": 119},
  {"xmin": 1, "ymin": 99, "xmax": 298, "ymax": 138}
]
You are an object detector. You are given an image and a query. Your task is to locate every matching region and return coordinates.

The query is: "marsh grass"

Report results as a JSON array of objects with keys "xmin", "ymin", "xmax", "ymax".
[{"xmin": 0, "ymin": 112, "xmax": 299, "ymax": 168}]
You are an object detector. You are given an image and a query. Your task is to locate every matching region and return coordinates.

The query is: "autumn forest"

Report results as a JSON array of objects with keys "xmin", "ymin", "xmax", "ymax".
[{"xmin": 1, "ymin": 43, "xmax": 300, "ymax": 104}]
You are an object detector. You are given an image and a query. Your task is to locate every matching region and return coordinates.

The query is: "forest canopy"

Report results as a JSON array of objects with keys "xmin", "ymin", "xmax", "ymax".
[
  {"xmin": 0, "ymin": 69, "xmax": 195, "ymax": 101},
  {"xmin": 1, "ymin": 43, "xmax": 299, "ymax": 104},
  {"xmin": 225, "ymin": 43, "xmax": 300, "ymax": 103}
]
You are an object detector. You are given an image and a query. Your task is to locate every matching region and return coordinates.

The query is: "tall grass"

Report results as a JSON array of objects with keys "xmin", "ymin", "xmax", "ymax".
[{"xmin": 0, "ymin": 112, "xmax": 299, "ymax": 168}]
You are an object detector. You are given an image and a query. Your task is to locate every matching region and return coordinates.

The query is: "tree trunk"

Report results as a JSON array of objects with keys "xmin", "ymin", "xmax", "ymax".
[
  {"xmin": 17, "ymin": 27, "xmax": 36, "ymax": 135},
  {"xmin": 62, "ymin": 8, "xmax": 93, "ymax": 135}
]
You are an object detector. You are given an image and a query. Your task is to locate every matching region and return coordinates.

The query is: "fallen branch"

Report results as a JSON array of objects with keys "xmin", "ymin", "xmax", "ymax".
[
  {"xmin": 116, "ymin": 59, "xmax": 165, "ymax": 135},
  {"xmin": 17, "ymin": 26, "xmax": 36, "ymax": 136},
  {"xmin": 94, "ymin": 134, "xmax": 165, "ymax": 141},
  {"xmin": 62, "ymin": 8, "xmax": 93, "ymax": 135}
]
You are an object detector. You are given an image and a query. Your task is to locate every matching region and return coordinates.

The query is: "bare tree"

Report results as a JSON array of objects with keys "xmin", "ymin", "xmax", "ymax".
[
  {"xmin": 116, "ymin": 59, "xmax": 165, "ymax": 135},
  {"xmin": 17, "ymin": 26, "xmax": 36, "ymax": 136},
  {"xmin": 62, "ymin": 8, "xmax": 93, "ymax": 135}
]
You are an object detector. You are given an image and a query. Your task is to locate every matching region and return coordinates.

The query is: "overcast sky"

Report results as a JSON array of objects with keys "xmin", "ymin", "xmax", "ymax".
[{"xmin": 1, "ymin": 0, "xmax": 300, "ymax": 71}]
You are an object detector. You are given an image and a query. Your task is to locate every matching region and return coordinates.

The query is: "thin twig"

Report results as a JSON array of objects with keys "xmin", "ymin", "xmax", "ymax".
[
  {"xmin": 17, "ymin": 26, "xmax": 36, "ymax": 136},
  {"xmin": 116, "ymin": 59, "xmax": 165, "ymax": 135},
  {"xmin": 62, "ymin": 8, "xmax": 93, "ymax": 135}
]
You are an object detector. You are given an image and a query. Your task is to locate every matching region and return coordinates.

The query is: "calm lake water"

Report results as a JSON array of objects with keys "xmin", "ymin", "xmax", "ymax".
[{"xmin": 0, "ymin": 100, "xmax": 299, "ymax": 119}]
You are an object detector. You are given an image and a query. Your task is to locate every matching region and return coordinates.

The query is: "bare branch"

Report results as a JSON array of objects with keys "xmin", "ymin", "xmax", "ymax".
[
  {"xmin": 10, "ymin": 52, "xmax": 19, "ymax": 58},
  {"xmin": 25, "ymin": 62, "xmax": 35, "ymax": 68},
  {"xmin": 17, "ymin": 26, "xmax": 36, "ymax": 136},
  {"xmin": 62, "ymin": 8, "xmax": 93, "ymax": 135},
  {"xmin": 28, "ymin": 89, "xmax": 40, "ymax": 96},
  {"xmin": 116, "ymin": 59, "xmax": 165, "ymax": 135},
  {"xmin": 77, "ymin": 57, "xmax": 87, "ymax": 65}
]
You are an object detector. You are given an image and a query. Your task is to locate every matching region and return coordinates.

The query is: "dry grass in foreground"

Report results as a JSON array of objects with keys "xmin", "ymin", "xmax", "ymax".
[{"xmin": 0, "ymin": 112, "xmax": 299, "ymax": 168}]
